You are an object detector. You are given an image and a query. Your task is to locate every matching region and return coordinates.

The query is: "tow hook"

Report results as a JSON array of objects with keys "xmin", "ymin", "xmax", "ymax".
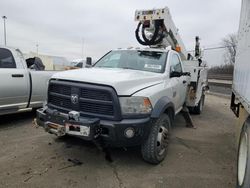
[{"xmin": 181, "ymin": 104, "xmax": 195, "ymax": 128}]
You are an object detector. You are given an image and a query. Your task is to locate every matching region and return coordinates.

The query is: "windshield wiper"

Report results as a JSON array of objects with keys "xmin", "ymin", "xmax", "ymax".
[
  {"xmin": 96, "ymin": 66, "xmax": 114, "ymax": 68},
  {"xmin": 121, "ymin": 67, "xmax": 138, "ymax": 70}
]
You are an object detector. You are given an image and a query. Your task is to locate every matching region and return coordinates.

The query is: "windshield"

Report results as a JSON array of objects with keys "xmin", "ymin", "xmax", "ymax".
[{"xmin": 94, "ymin": 50, "xmax": 167, "ymax": 73}]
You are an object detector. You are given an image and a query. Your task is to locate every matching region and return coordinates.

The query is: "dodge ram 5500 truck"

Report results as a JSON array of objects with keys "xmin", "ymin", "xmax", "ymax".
[
  {"xmin": 0, "ymin": 46, "xmax": 57, "ymax": 115},
  {"xmin": 36, "ymin": 7, "xmax": 208, "ymax": 164},
  {"xmin": 37, "ymin": 48, "xmax": 196, "ymax": 164}
]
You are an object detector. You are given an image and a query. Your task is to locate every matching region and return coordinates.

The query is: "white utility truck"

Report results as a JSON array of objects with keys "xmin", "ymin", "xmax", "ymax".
[
  {"xmin": 230, "ymin": 0, "xmax": 250, "ymax": 187},
  {"xmin": 36, "ymin": 7, "xmax": 208, "ymax": 164}
]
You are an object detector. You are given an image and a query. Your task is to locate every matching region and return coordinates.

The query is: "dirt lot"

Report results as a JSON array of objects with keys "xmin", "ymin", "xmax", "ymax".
[{"xmin": 0, "ymin": 94, "xmax": 236, "ymax": 188}]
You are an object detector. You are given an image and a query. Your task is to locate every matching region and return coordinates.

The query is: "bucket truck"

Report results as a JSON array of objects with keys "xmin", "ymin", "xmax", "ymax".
[{"xmin": 35, "ymin": 7, "xmax": 208, "ymax": 164}]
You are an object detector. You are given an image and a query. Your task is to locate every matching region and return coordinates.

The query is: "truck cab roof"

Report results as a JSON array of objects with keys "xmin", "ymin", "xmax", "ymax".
[{"xmin": 113, "ymin": 47, "xmax": 172, "ymax": 53}]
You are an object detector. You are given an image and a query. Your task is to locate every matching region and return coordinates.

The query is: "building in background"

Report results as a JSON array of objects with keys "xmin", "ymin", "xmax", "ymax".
[
  {"xmin": 70, "ymin": 58, "xmax": 86, "ymax": 68},
  {"xmin": 24, "ymin": 52, "xmax": 70, "ymax": 70}
]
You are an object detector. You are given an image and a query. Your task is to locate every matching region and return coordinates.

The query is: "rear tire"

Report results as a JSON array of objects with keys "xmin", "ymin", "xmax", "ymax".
[
  {"xmin": 193, "ymin": 94, "xmax": 205, "ymax": 114},
  {"xmin": 237, "ymin": 118, "xmax": 250, "ymax": 188},
  {"xmin": 141, "ymin": 113, "xmax": 171, "ymax": 164}
]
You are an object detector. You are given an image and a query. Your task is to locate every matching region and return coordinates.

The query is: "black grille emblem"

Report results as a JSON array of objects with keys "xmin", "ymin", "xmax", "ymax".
[{"xmin": 71, "ymin": 94, "xmax": 79, "ymax": 104}]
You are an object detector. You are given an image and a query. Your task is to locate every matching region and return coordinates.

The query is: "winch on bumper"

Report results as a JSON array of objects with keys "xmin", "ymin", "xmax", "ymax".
[{"xmin": 36, "ymin": 107, "xmax": 152, "ymax": 147}]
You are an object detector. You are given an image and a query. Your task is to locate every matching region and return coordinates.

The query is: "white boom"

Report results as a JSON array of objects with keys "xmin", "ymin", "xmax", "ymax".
[
  {"xmin": 134, "ymin": 6, "xmax": 208, "ymax": 114},
  {"xmin": 135, "ymin": 7, "xmax": 188, "ymax": 60}
]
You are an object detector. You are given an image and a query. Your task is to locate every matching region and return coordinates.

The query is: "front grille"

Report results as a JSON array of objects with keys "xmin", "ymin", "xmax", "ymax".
[
  {"xmin": 79, "ymin": 102, "xmax": 114, "ymax": 115},
  {"xmin": 81, "ymin": 89, "xmax": 112, "ymax": 101},
  {"xmin": 47, "ymin": 80, "xmax": 121, "ymax": 120},
  {"xmin": 50, "ymin": 84, "xmax": 71, "ymax": 96},
  {"xmin": 49, "ymin": 95, "xmax": 71, "ymax": 109}
]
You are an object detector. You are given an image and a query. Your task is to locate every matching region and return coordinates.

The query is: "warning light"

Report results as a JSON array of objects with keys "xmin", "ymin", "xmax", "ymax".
[{"xmin": 175, "ymin": 45, "xmax": 181, "ymax": 52}]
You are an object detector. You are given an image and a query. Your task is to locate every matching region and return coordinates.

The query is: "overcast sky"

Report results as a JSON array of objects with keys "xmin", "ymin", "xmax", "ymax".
[{"xmin": 0, "ymin": 0, "xmax": 241, "ymax": 66}]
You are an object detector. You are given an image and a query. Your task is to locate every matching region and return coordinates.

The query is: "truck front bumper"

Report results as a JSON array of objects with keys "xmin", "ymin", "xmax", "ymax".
[{"xmin": 36, "ymin": 108, "xmax": 152, "ymax": 147}]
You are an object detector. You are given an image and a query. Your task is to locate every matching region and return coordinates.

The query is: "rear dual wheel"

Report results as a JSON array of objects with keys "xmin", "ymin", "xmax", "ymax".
[{"xmin": 190, "ymin": 94, "xmax": 205, "ymax": 114}]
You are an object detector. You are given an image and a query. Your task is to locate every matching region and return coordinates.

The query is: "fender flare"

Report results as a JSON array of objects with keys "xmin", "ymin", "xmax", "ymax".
[{"xmin": 151, "ymin": 96, "xmax": 175, "ymax": 120}]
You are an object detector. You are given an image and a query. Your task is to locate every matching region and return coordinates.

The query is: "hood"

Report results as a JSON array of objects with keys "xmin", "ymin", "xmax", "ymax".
[{"xmin": 52, "ymin": 68, "xmax": 164, "ymax": 95}]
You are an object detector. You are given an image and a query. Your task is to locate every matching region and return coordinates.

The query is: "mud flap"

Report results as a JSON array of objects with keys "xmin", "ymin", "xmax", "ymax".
[{"xmin": 181, "ymin": 104, "xmax": 195, "ymax": 128}]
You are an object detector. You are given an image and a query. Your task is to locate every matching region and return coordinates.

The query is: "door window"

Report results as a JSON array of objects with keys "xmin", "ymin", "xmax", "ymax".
[
  {"xmin": 170, "ymin": 54, "xmax": 182, "ymax": 73},
  {"xmin": 0, "ymin": 48, "xmax": 16, "ymax": 68}
]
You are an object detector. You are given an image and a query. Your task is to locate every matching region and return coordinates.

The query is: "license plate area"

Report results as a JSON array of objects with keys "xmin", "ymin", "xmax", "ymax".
[{"xmin": 65, "ymin": 123, "xmax": 90, "ymax": 137}]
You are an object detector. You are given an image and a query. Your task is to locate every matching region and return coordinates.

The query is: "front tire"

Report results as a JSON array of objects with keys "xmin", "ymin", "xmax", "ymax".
[
  {"xmin": 141, "ymin": 113, "xmax": 171, "ymax": 164},
  {"xmin": 237, "ymin": 118, "xmax": 250, "ymax": 188}
]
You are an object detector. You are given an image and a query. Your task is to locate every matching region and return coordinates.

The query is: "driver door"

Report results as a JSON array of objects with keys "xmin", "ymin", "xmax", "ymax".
[{"xmin": 169, "ymin": 53, "xmax": 187, "ymax": 111}]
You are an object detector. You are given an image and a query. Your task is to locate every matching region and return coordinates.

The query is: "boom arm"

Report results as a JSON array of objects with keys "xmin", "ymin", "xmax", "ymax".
[{"xmin": 135, "ymin": 7, "xmax": 187, "ymax": 60}]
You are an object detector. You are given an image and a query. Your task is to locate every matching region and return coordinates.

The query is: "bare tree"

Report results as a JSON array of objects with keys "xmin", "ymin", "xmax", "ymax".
[{"xmin": 222, "ymin": 33, "xmax": 237, "ymax": 64}]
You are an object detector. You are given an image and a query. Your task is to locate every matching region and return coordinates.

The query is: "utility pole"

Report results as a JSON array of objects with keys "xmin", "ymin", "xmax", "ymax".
[
  {"xmin": 82, "ymin": 38, "xmax": 84, "ymax": 60},
  {"xmin": 36, "ymin": 44, "xmax": 39, "ymax": 55},
  {"xmin": 2, "ymin": 16, "xmax": 7, "ymax": 46}
]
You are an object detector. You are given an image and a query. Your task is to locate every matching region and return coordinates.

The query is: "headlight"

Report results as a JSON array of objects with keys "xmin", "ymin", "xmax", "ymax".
[{"xmin": 119, "ymin": 97, "xmax": 152, "ymax": 115}]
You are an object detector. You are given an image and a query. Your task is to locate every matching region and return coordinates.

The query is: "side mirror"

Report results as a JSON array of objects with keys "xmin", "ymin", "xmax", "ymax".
[
  {"xmin": 85, "ymin": 57, "xmax": 92, "ymax": 68},
  {"xmin": 170, "ymin": 71, "xmax": 181, "ymax": 78}
]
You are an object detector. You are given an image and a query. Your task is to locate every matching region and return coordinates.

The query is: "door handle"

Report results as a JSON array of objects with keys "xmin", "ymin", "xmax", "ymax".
[
  {"xmin": 12, "ymin": 74, "xmax": 24, "ymax": 78},
  {"xmin": 183, "ymin": 80, "xmax": 187, "ymax": 84}
]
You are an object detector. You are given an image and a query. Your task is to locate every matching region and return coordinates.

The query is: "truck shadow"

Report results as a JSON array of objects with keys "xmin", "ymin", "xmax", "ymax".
[
  {"xmin": 54, "ymin": 135, "xmax": 144, "ymax": 165},
  {"xmin": 0, "ymin": 110, "xmax": 36, "ymax": 129}
]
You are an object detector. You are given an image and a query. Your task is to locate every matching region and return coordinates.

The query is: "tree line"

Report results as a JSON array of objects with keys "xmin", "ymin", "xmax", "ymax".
[{"xmin": 208, "ymin": 33, "xmax": 237, "ymax": 75}]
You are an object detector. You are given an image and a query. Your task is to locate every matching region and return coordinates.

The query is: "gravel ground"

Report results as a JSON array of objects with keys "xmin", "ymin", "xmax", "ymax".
[{"xmin": 0, "ymin": 94, "xmax": 236, "ymax": 188}]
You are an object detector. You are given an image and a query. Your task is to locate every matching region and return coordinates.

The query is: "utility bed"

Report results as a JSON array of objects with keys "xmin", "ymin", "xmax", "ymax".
[{"xmin": 183, "ymin": 60, "xmax": 208, "ymax": 112}]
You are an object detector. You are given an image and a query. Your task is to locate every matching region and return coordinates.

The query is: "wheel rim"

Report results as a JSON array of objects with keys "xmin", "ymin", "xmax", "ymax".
[
  {"xmin": 157, "ymin": 126, "xmax": 169, "ymax": 156},
  {"xmin": 238, "ymin": 132, "xmax": 248, "ymax": 186}
]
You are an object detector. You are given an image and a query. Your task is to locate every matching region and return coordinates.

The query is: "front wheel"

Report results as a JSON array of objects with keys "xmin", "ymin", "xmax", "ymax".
[
  {"xmin": 237, "ymin": 118, "xmax": 250, "ymax": 188},
  {"xmin": 141, "ymin": 113, "xmax": 171, "ymax": 164}
]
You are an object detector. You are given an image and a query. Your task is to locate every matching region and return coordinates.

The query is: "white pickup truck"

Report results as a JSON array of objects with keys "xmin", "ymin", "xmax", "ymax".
[{"xmin": 0, "ymin": 46, "xmax": 57, "ymax": 115}]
